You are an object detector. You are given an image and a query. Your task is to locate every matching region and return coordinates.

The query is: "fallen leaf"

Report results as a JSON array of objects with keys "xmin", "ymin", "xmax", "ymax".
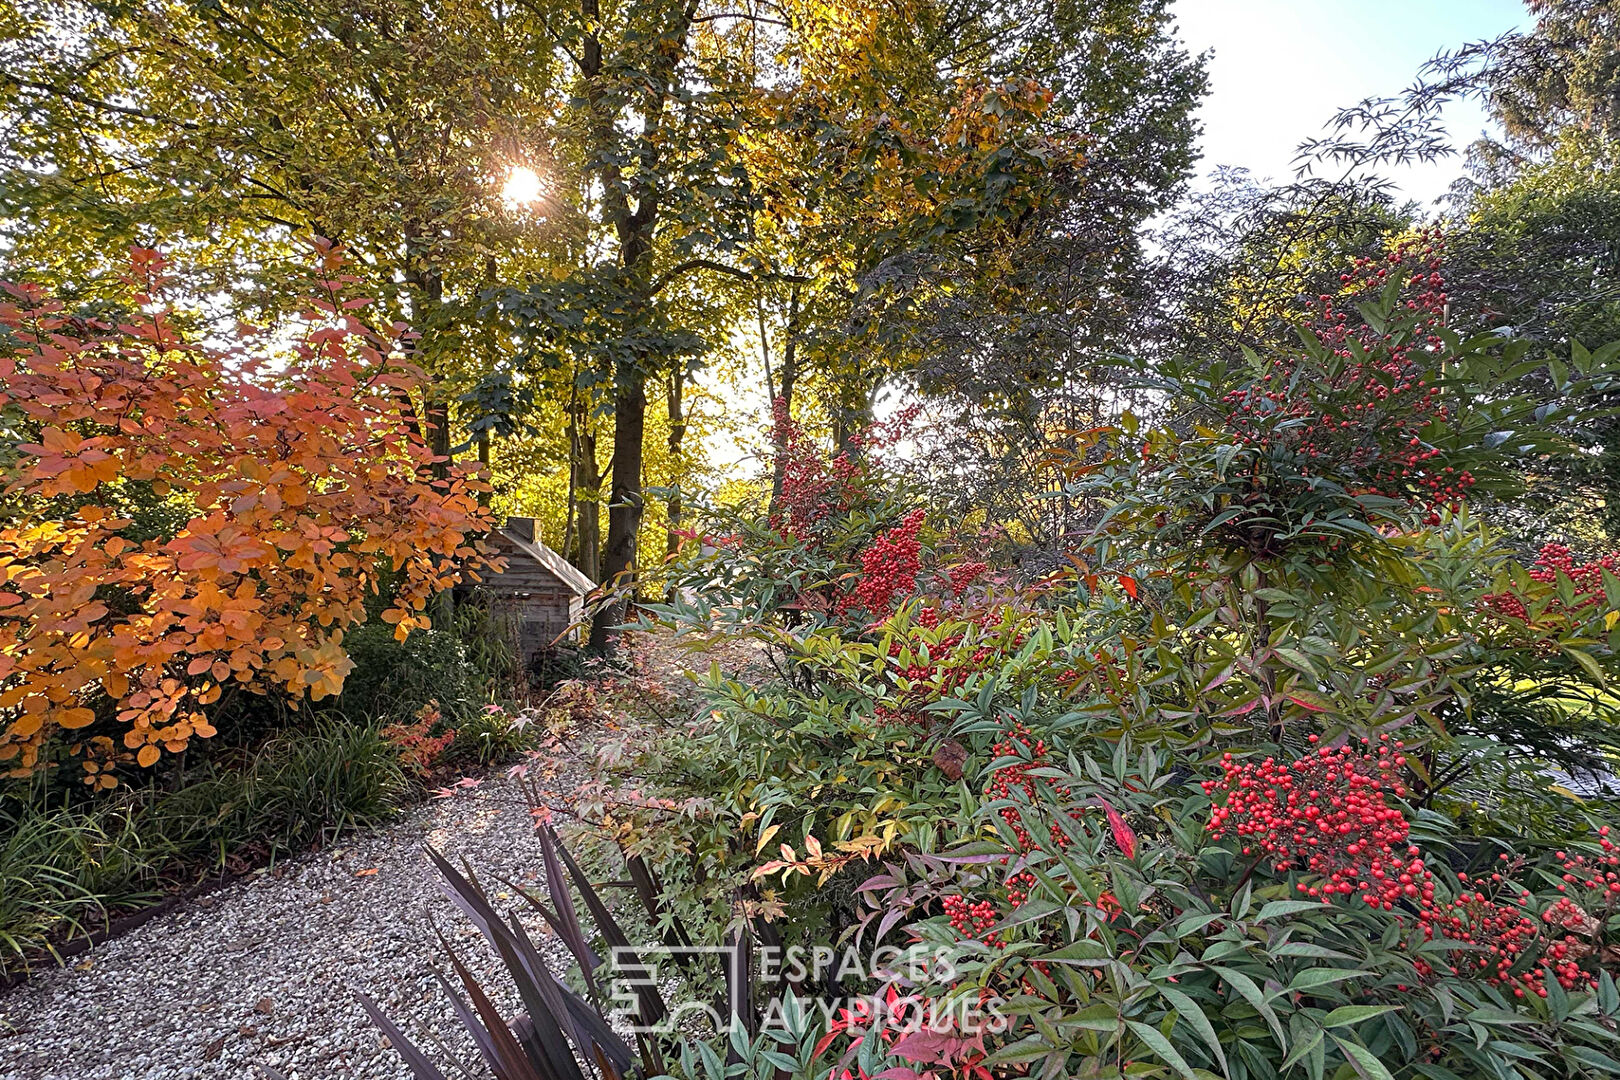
[
  {"xmin": 355, "ymin": 868, "xmax": 379, "ymax": 877},
  {"xmin": 931, "ymin": 739, "xmax": 968, "ymax": 781},
  {"xmin": 202, "ymin": 1034, "xmax": 227, "ymax": 1061},
  {"xmin": 254, "ymin": 996, "xmax": 274, "ymax": 1015}
]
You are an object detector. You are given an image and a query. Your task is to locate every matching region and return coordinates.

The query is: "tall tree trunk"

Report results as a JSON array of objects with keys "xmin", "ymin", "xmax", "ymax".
[
  {"xmin": 665, "ymin": 368, "xmax": 686, "ymax": 563},
  {"xmin": 592, "ymin": 375, "xmax": 646, "ymax": 650},
  {"xmin": 580, "ymin": 0, "xmax": 699, "ymax": 651},
  {"xmin": 571, "ymin": 414, "xmax": 602, "ymax": 583},
  {"xmin": 767, "ymin": 286, "xmax": 801, "ymax": 514}
]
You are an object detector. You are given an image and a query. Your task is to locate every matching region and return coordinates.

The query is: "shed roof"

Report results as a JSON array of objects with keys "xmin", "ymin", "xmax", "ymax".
[{"xmin": 496, "ymin": 523, "xmax": 596, "ymax": 596}]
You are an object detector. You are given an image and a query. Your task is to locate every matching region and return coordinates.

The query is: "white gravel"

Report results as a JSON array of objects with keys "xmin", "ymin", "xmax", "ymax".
[{"xmin": 0, "ymin": 772, "xmax": 580, "ymax": 1080}]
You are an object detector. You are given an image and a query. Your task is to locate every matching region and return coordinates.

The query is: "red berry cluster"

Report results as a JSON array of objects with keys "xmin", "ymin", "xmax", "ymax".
[
  {"xmin": 987, "ymin": 722, "xmax": 1075, "ymax": 854},
  {"xmin": 1483, "ymin": 543, "xmax": 1620, "ymax": 622},
  {"xmin": 770, "ymin": 397, "xmax": 863, "ymax": 542},
  {"xmin": 1203, "ymin": 736, "xmax": 1420, "ymax": 906},
  {"xmin": 1219, "ymin": 230, "xmax": 1473, "ymax": 523},
  {"xmin": 942, "ymin": 894, "xmax": 1001, "ymax": 942},
  {"xmin": 947, "ymin": 561, "xmax": 989, "ymax": 596},
  {"xmin": 769, "ymin": 399, "xmax": 922, "ymax": 546},
  {"xmin": 846, "ymin": 508, "xmax": 926, "ymax": 616},
  {"xmin": 1205, "ymin": 741, "xmax": 1614, "ymax": 994},
  {"xmin": 1414, "ymin": 845, "xmax": 1611, "ymax": 996},
  {"xmin": 884, "ymin": 607, "xmax": 1018, "ymax": 708}
]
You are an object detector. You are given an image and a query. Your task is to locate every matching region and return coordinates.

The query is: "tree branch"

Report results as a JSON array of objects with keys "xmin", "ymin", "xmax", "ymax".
[
  {"xmin": 650, "ymin": 259, "xmax": 809, "ymax": 294},
  {"xmin": 693, "ymin": 12, "xmax": 786, "ymax": 25},
  {"xmin": 3, "ymin": 75, "xmax": 199, "ymax": 129}
]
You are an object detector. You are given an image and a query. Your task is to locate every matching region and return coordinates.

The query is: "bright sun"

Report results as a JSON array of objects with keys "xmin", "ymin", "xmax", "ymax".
[{"xmin": 501, "ymin": 165, "xmax": 544, "ymax": 207}]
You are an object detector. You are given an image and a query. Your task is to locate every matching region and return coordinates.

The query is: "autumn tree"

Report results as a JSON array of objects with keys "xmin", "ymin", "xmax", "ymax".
[
  {"xmin": 4, "ymin": 0, "xmax": 1209, "ymax": 650},
  {"xmin": 0, "ymin": 245, "xmax": 500, "ymax": 786}
]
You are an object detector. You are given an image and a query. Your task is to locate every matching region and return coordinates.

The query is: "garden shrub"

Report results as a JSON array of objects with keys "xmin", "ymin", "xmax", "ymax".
[
  {"xmin": 447, "ymin": 703, "xmax": 539, "ymax": 766},
  {"xmin": 242, "ymin": 716, "xmax": 405, "ymax": 851},
  {"xmin": 0, "ymin": 246, "xmax": 500, "ymax": 787},
  {"xmin": 338, "ymin": 623, "xmax": 490, "ymax": 727},
  {"xmin": 543, "ymin": 241, "xmax": 1620, "ymax": 1080}
]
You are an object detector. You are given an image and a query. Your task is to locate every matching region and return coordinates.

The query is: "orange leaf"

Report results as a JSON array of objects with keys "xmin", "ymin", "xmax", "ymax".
[
  {"xmin": 1117, "ymin": 574, "xmax": 1139, "ymax": 600},
  {"xmin": 7, "ymin": 714, "xmax": 42, "ymax": 739},
  {"xmin": 59, "ymin": 707, "xmax": 96, "ymax": 729},
  {"xmin": 136, "ymin": 745, "xmax": 161, "ymax": 767}
]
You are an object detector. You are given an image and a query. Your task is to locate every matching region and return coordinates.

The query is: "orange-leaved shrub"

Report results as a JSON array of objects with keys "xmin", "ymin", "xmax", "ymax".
[{"xmin": 0, "ymin": 243, "xmax": 501, "ymax": 785}]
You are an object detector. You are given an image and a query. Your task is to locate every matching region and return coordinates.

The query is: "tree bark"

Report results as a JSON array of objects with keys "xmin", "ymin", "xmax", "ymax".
[
  {"xmin": 570, "ymin": 410, "xmax": 602, "ymax": 583},
  {"xmin": 767, "ymin": 285, "xmax": 801, "ymax": 514},
  {"xmin": 592, "ymin": 376, "xmax": 646, "ymax": 650},
  {"xmin": 665, "ymin": 368, "xmax": 686, "ymax": 563}
]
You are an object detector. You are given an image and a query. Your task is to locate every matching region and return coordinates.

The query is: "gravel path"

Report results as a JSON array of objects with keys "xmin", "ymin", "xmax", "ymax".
[{"xmin": 0, "ymin": 771, "xmax": 577, "ymax": 1080}]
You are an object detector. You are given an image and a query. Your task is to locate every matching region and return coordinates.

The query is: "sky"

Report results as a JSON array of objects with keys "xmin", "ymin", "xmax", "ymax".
[{"xmin": 1172, "ymin": 0, "xmax": 1532, "ymax": 206}]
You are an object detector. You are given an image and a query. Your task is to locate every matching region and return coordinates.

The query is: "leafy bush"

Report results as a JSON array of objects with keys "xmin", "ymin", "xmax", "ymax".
[
  {"xmin": 339, "ymin": 624, "xmax": 492, "ymax": 727},
  {"xmin": 449, "ymin": 704, "xmax": 540, "ymax": 766},
  {"xmin": 839, "ymin": 729, "xmax": 1620, "ymax": 1080},
  {"xmin": 0, "ymin": 246, "xmax": 500, "ymax": 786},
  {"xmin": 239, "ymin": 716, "xmax": 406, "ymax": 851}
]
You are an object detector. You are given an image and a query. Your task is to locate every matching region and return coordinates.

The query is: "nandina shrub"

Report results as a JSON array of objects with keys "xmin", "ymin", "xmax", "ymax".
[
  {"xmin": 1483, "ymin": 542, "xmax": 1620, "ymax": 628},
  {"xmin": 1077, "ymin": 236, "xmax": 1620, "ymax": 576},
  {"xmin": 1220, "ymin": 230, "xmax": 1474, "ymax": 525},
  {"xmin": 0, "ymin": 244, "xmax": 500, "ymax": 786},
  {"xmin": 842, "ymin": 730, "xmax": 1620, "ymax": 1080}
]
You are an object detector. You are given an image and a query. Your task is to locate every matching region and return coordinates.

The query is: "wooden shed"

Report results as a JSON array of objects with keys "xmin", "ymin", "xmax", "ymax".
[{"xmin": 474, "ymin": 516, "xmax": 596, "ymax": 661}]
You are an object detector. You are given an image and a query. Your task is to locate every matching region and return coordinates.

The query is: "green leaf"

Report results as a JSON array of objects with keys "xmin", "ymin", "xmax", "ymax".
[
  {"xmin": 1331, "ymin": 1035, "xmax": 1397, "ymax": 1080},
  {"xmin": 1562, "ymin": 1046, "xmax": 1620, "ymax": 1074},
  {"xmin": 1211, "ymin": 966, "xmax": 1286, "ymax": 1045},
  {"xmin": 1126, "ymin": 1019, "xmax": 1201, "ymax": 1080},
  {"xmin": 1321, "ymin": 1005, "xmax": 1401, "ymax": 1028},
  {"xmin": 1561, "ymin": 644, "xmax": 1607, "ymax": 685},
  {"xmin": 1158, "ymin": 983, "xmax": 1230, "ymax": 1077},
  {"xmin": 1254, "ymin": 900, "xmax": 1328, "ymax": 921},
  {"xmin": 1288, "ymin": 969, "xmax": 1374, "ymax": 993}
]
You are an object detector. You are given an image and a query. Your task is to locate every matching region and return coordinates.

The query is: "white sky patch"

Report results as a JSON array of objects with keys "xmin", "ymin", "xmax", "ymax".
[{"xmin": 1173, "ymin": 0, "xmax": 1530, "ymax": 206}]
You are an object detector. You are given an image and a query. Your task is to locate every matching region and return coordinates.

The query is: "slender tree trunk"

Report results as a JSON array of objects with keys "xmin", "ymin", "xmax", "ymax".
[
  {"xmin": 592, "ymin": 376, "xmax": 646, "ymax": 650},
  {"xmin": 665, "ymin": 368, "xmax": 686, "ymax": 562},
  {"xmin": 476, "ymin": 429, "xmax": 490, "ymax": 506},
  {"xmin": 573, "ymin": 418, "xmax": 602, "ymax": 583},
  {"xmin": 767, "ymin": 286, "xmax": 801, "ymax": 514}
]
